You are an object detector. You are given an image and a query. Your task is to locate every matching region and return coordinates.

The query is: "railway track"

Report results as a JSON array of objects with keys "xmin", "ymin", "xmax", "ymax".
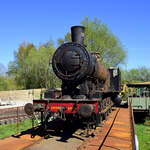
[
  {"xmin": 0, "ymin": 105, "xmax": 135, "ymax": 150},
  {"xmin": 0, "ymin": 106, "xmax": 28, "ymax": 125}
]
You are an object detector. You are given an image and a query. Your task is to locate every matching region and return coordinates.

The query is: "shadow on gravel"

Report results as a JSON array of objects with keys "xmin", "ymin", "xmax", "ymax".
[{"xmin": 12, "ymin": 119, "xmax": 86, "ymax": 142}]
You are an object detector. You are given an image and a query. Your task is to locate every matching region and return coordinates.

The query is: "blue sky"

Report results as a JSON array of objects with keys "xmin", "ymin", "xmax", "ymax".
[{"xmin": 0, "ymin": 0, "xmax": 150, "ymax": 70}]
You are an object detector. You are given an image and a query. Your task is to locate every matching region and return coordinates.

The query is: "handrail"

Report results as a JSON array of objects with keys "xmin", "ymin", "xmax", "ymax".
[{"xmin": 129, "ymin": 99, "xmax": 139, "ymax": 150}]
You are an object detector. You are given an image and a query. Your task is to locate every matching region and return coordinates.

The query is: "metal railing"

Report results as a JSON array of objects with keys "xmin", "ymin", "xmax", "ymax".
[{"xmin": 129, "ymin": 100, "xmax": 139, "ymax": 150}]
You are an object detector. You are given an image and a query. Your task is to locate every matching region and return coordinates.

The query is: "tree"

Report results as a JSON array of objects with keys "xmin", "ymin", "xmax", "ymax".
[
  {"xmin": 7, "ymin": 61, "xmax": 17, "ymax": 77},
  {"xmin": 8, "ymin": 41, "xmax": 61, "ymax": 89},
  {"xmin": 16, "ymin": 42, "xmax": 36, "ymax": 88},
  {"xmin": 0, "ymin": 76, "xmax": 18, "ymax": 91},
  {"xmin": 0, "ymin": 63, "xmax": 6, "ymax": 76},
  {"xmin": 121, "ymin": 67, "xmax": 150, "ymax": 83},
  {"xmin": 58, "ymin": 17, "xmax": 126, "ymax": 67},
  {"xmin": 8, "ymin": 42, "xmax": 36, "ymax": 89},
  {"xmin": 24, "ymin": 44, "xmax": 61, "ymax": 89}
]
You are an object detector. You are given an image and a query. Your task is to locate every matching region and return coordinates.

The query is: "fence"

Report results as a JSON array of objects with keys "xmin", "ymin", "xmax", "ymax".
[{"xmin": 0, "ymin": 107, "xmax": 30, "ymax": 133}]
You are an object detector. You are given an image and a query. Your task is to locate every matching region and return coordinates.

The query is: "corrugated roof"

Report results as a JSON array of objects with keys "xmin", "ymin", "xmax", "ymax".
[{"xmin": 127, "ymin": 82, "xmax": 150, "ymax": 87}]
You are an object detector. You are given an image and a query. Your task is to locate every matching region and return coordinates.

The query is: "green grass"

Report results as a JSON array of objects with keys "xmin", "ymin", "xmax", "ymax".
[
  {"xmin": 0, "ymin": 119, "xmax": 38, "ymax": 139},
  {"xmin": 135, "ymin": 122, "xmax": 150, "ymax": 150}
]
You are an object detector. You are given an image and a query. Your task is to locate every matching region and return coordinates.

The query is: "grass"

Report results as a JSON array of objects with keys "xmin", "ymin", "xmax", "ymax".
[
  {"xmin": 0, "ymin": 119, "xmax": 38, "ymax": 139},
  {"xmin": 135, "ymin": 121, "xmax": 150, "ymax": 150}
]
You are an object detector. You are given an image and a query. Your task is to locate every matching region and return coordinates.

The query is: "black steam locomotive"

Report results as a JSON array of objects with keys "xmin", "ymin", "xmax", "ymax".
[{"xmin": 25, "ymin": 26, "xmax": 121, "ymax": 133}]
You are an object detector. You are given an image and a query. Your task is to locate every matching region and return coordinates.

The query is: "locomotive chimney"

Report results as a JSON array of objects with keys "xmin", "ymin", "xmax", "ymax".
[{"xmin": 71, "ymin": 26, "xmax": 85, "ymax": 45}]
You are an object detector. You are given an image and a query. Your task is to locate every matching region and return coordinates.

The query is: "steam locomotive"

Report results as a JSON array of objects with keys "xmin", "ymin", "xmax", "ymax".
[{"xmin": 24, "ymin": 26, "xmax": 122, "ymax": 133}]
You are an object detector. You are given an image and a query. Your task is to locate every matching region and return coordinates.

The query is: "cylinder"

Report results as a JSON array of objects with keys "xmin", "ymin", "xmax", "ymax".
[{"xmin": 71, "ymin": 26, "xmax": 85, "ymax": 45}]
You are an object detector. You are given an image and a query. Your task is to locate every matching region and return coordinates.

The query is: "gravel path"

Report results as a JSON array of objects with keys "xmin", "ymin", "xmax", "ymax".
[{"xmin": 25, "ymin": 134, "xmax": 84, "ymax": 150}]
